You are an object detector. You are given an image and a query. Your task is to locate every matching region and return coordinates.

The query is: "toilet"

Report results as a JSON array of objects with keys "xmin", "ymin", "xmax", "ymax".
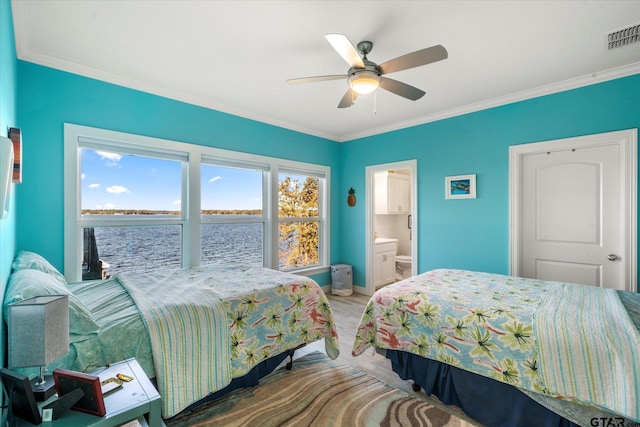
[{"xmin": 395, "ymin": 255, "xmax": 412, "ymax": 280}]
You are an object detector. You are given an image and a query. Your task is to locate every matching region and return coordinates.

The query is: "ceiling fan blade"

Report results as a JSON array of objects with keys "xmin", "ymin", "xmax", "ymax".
[
  {"xmin": 379, "ymin": 77, "xmax": 425, "ymax": 101},
  {"xmin": 287, "ymin": 75, "xmax": 347, "ymax": 84},
  {"xmin": 325, "ymin": 34, "xmax": 365, "ymax": 68},
  {"xmin": 378, "ymin": 45, "xmax": 448, "ymax": 75},
  {"xmin": 338, "ymin": 88, "xmax": 358, "ymax": 108}
]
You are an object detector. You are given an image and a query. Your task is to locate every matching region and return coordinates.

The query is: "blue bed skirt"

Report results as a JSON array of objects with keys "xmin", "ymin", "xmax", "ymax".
[{"xmin": 386, "ymin": 349, "xmax": 579, "ymax": 427}]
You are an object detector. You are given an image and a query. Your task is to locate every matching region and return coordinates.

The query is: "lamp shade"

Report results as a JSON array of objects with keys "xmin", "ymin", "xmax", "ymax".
[{"xmin": 8, "ymin": 295, "xmax": 69, "ymax": 369}]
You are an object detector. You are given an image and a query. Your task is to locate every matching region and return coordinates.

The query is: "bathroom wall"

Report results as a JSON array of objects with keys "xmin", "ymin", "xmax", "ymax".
[
  {"xmin": 374, "ymin": 169, "xmax": 412, "ymax": 256},
  {"xmin": 375, "ymin": 214, "xmax": 411, "ymax": 255}
]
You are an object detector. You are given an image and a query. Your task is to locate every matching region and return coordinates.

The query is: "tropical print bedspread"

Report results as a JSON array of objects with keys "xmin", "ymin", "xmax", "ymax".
[
  {"xmin": 353, "ymin": 269, "xmax": 547, "ymax": 391},
  {"xmin": 207, "ymin": 265, "xmax": 340, "ymax": 377},
  {"xmin": 120, "ymin": 265, "xmax": 339, "ymax": 417},
  {"xmin": 352, "ymin": 269, "xmax": 640, "ymax": 421}
]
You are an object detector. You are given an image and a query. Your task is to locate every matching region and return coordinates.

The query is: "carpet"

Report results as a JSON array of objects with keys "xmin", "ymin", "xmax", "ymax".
[{"xmin": 166, "ymin": 351, "xmax": 466, "ymax": 427}]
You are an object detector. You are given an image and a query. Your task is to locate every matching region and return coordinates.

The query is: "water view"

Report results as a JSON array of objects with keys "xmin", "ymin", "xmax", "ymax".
[{"xmin": 87, "ymin": 216, "xmax": 263, "ymax": 278}]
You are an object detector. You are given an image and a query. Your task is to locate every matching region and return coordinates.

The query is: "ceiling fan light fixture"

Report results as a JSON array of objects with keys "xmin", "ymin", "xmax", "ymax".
[{"xmin": 349, "ymin": 71, "xmax": 380, "ymax": 95}]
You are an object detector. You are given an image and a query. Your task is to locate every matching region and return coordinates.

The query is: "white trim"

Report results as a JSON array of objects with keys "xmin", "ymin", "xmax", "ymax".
[
  {"xmin": 275, "ymin": 164, "xmax": 328, "ymax": 272},
  {"xmin": 64, "ymin": 123, "xmax": 330, "ymax": 281},
  {"xmin": 365, "ymin": 159, "xmax": 418, "ymax": 296},
  {"xmin": 13, "ymin": 0, "xmax": 638, "ymax": 145},
  {"xmin": 51, "ymin": 61, "xmax": 640, "ymax": 143},
  {"xmin": 509, "ymin": 128, "xmax": 637, "ymax": 292},
  {"xmin": 185, "ymin": 152, "xmax": 200, "ymax": 268},
  {"xmin": 337, "ymin": 64, "xmax": 640, "ymax": 142}
]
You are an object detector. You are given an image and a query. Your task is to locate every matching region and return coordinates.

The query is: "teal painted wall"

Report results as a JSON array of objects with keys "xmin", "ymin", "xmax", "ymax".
[
  {"xmin": 341, "ymin": 74, "xmax": 640, "ymax": 288},
  {"xmin": 0, "ymin": 0, "xmax": 18, "ymax": 366},
  {"xmin": 8, "ymin": 5, "xmax": 640, "ymax": 291},
  {"xmin": 15, "ymin": 61, "xmax": 342, "ymax": 285}
]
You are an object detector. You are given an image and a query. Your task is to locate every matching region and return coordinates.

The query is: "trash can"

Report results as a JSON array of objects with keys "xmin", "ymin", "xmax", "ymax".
[{"xmin": 331, "ymin": 264, "xmax": 353, "ymax": 296}]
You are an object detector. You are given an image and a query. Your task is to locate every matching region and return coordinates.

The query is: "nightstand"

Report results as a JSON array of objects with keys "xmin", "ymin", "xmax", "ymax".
[{"xmin": 14, "ymin": 358, "xmax": 163, "ymax": 427}]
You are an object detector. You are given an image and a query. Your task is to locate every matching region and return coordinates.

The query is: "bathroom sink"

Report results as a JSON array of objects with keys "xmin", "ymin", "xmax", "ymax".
[{"xmin": 375, "ymin": 238, "xmax": 398, "ymax": 244}]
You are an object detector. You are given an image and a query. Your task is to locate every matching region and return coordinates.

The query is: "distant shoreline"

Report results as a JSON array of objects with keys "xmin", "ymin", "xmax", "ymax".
[{"xmin": 82, "ymin": 209, "xmax": 263, "ymax": 216}]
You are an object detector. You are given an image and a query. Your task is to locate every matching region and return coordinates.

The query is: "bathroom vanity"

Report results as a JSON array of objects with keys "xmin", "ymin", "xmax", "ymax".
[{"xmin": 373, "ymin": 238, "xmax": 397, "ymax": 288}]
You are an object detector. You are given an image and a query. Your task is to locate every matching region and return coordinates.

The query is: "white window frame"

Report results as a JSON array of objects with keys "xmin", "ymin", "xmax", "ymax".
[
  {"xmin": 64, "ymin": 123, "xmax": 330, "ymax": 282},
  {"xmin": 277, "ymin": 168, "xmax": 326, "ymax": 271},
  {"xmin": 200, "ymin": 156, "xmax": 270, "ymax": 266}
]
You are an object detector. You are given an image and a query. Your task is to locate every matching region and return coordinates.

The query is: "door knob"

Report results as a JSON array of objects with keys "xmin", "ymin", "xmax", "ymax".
[{"xmin": 607, "ymin": 254, "xmax": 618, "ymax": 261}]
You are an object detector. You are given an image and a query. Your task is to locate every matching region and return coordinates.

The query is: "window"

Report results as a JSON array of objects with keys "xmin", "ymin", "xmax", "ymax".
[
  {"xmin": 278, "ymin": 171, "xmax": 322, "ymax": 270},
  {"xmin": 64, "ymin": 124, "xmax": 330, "ymax": 282},
  {"xmin": 200, "ymin": 162, "xmax": 266, "ymax": 267},
  {"xmin": 80, "ymin": 148, "xmax": 184, "ymax": 278}
]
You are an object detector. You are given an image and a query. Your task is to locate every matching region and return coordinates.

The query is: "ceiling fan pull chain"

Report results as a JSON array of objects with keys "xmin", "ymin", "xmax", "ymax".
[{"xmin": 374, "ymin": 91, "xmax": 377, "ymax": 115}]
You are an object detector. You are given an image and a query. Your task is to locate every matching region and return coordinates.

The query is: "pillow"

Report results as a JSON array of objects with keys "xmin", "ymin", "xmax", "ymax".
[
  {"xmin": 11, "ymin": 250, "xmax": 68, "ymax": 286},
  {"xmin": 4, "ymin": 269, "xmax": 101, "ymax": 337}
]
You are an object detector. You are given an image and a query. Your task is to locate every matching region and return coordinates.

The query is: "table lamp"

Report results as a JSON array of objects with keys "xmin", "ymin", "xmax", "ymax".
[{"xmin": 8, "ymin": 295, "xmax": 69, "ymax": 401}]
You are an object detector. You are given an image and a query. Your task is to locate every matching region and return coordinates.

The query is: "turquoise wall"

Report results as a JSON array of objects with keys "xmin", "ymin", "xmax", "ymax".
[
  {"xmin": 341, "ymin": 74, "xmax": 640, "ymax": 288},
  {"xmin": 7, "ymin": 1, "xmax": 640, "ymax": 291},
  {"xmin": 0, "ymin": 0, "xmax": 17, "ymax": 364},
  {"xmin": 15, "ymin": 61, "xmax": 342, "ymax": 285}
]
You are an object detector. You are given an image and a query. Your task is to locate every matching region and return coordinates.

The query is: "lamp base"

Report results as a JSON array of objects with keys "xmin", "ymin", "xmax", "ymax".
[{"xmin": 31, "ymin": 375, "xmax": 57, "ymax": 401}]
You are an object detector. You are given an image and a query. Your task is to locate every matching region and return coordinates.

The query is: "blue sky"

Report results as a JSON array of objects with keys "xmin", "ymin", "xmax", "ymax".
[{"xmin": 81, "ymin": 149, "xmax": 262, "ymax": 211}]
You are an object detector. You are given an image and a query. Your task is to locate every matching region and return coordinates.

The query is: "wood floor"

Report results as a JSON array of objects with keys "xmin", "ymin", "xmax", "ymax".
[{"xmin": 294, "ymin": 292, "xmax": 483, "ymax": 427}]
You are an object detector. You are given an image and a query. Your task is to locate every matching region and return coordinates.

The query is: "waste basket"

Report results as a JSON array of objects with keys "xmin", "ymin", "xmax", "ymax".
[{"xmin": 331, "ymin": 264, "xmax": 353, "ymax": 296}]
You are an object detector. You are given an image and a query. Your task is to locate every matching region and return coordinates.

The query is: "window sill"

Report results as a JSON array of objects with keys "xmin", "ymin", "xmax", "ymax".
[{"xmin": 285, "ymin": 265, "xmax": 330, "ymax": 277}]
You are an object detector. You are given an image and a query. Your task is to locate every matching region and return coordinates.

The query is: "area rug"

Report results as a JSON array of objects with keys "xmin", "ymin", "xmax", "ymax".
[{"xmin": 166, "ymin": 351, "xmax": 466, "ymax": 427}]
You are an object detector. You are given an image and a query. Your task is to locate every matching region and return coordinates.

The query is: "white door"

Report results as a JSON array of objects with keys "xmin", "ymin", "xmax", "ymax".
[{"xmin": 510, "ymin": 129, "xmax": 637, "ymax": 292}]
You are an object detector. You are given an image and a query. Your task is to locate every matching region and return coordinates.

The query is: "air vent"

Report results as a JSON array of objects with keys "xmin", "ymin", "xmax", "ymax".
[{"xmin": 608, "ymin": 24, "xmax": 640, "ymax": 49}]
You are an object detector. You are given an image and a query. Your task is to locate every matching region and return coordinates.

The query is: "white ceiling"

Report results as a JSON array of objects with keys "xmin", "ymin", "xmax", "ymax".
[{"xmin": 11, "ymin": 1, "xmax": 640, "ymax": 142}]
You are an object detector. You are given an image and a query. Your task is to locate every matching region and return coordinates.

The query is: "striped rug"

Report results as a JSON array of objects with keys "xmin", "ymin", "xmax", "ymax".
[{"xmin": 167, "ymin": 351, "xmax": 465, "ymax": 427}]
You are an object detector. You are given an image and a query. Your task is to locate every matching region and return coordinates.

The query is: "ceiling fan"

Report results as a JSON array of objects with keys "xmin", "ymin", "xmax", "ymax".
[{"xmin": 288, "ymin": 34, "xmax": 448, "ymax": 108}]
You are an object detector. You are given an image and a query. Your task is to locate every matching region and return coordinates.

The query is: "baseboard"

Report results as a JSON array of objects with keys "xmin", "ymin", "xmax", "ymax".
[
  {"xmin": 352, "ymin": 286, "xmax": 369, "ymax": 296},
  {"xmin": 322, "ymin": 284, "xmax": 370, "ymax": 296}
]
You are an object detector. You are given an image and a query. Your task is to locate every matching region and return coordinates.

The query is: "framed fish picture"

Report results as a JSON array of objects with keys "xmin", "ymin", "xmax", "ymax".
[{"xmin": 445, "ymin": 174, "xmax": 476, "ymax": 199}]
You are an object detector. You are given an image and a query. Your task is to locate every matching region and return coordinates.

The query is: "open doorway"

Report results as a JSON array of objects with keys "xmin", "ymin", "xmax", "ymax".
[{"xmin": 364, "ymin": 160, "xmax": 418, "ymax": 296}]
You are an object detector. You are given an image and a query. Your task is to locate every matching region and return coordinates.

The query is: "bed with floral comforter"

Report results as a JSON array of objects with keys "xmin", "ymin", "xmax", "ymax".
[
  {"xmin": 4, "ymin": 251, "xmax": 339, "ymax": 418},
  {"xmin": 352, "ymin": 269, "xmax": 640, "ymax": 425}
]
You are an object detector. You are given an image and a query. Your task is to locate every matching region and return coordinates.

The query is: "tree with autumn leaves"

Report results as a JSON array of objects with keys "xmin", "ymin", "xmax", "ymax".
[{"xmin": 278, "ymin": 176, "xmax": 319, "ymax": 268}]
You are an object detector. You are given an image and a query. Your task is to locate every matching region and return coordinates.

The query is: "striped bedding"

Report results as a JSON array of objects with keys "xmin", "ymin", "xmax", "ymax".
[
  {"xmin": 534, "ymin": 283, "xmax": 640, "ymax": 420},
  {"xmin": 353, "ymin": 269, "xmax": 640, "ymax": 422},
  {"xmin": 118, "ymin": 270, "xmax": 231, "ymax": 418},
  {"xmin": 118, "ymin": 265, "xmax": 339, "ymax": 418}
]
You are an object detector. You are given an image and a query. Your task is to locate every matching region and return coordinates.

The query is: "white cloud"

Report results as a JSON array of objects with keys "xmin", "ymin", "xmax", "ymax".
[
  {"xmin": 106, "ymin": 185, "xmax": 130, "ymax": 194},
  {"xmin": 97, "ymin": 151, "xmax": 122, "ymax": 161},
  {"xmin": 97, "ymin": 151, "xmax": 122, "ymax": 167},
  {"xmin": 172, "ymin": 199, "xmax": 181, "ymax": 205},
  {"xmin": 208, "ymin": 176, "xmax": 222, "ymax": 183},
  {"xmin": 88, "ymin": 183, "xmax": 100, "ymax": 189},
  {"xmin": 81, "ymin": 173, "xmax": 86, "ymax": 180}
]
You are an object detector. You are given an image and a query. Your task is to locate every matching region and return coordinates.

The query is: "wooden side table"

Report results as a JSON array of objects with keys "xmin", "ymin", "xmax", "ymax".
[{"xmin": 14, "ymin": 358, "xmax": 163, "ymax": 427}]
